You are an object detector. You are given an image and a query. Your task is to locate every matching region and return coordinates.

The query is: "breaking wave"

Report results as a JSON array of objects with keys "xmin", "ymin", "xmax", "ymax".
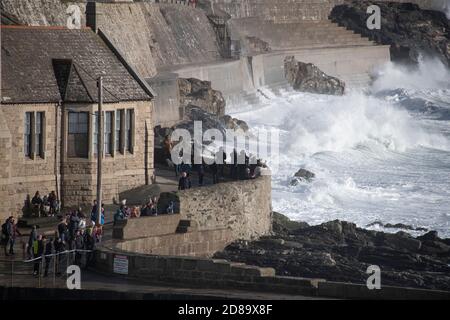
[{"xmin": 230, "ymin": 58, "xmax": 450, "ymax": 237}]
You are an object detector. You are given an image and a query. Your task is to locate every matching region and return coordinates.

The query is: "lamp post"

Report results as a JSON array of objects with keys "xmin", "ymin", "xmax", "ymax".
[{"xmin": 97, "ymin": 76, "xmax": 103, "ymax": 227}]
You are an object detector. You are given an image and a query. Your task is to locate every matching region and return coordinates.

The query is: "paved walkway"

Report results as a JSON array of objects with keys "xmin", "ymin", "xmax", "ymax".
[
  {"xmin": 0, "ymin": 243, "xmax": 328, "ymax": 300},
  {"xmin": 1, "ymin": 167, "xmax": 318, "ymax": 300}
]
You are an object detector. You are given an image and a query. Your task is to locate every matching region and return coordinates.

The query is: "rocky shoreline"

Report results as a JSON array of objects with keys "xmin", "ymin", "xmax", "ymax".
[
  {"xmin": 330, "ymin": 1, "xmax": 450, "ymax": 67},
  {"xmin": 214, "ymin": 213, "xmax": 450, "ymax": 291}
]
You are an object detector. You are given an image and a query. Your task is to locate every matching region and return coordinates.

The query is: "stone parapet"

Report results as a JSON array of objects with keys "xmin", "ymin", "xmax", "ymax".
[{"xmin": 179, "ymin": 175, "xmax": 273, "ymax": 241}]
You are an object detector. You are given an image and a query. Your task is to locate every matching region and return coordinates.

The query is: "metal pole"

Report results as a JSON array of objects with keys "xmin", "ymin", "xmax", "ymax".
[{"xmin": 97, "ymin": 76, "xmax": 104, "ymax": 227}]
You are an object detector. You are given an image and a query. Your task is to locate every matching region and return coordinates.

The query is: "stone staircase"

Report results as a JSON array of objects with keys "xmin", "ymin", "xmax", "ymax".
[{"xmin": 228, "ymin": 18, "xmax": 376, "ymax": 53}]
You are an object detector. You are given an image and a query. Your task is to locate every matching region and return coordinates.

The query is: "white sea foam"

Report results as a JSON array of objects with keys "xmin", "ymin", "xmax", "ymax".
[{"xmin": 229, "ymin": 59, "xmax": 450, "ymax": 237}]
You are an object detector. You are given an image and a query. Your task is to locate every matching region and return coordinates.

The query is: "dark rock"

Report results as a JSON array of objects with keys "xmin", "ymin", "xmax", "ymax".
[
  {"xmin": 178, "ymin": 78, "xmax": 226, "ymax": 116},
  {"xmin": 367, "ymin": 221, "xmax": 429, "ymax": 232},
  {"xmin": 272, "ymin": 212, "xmax": 309, "ymax": 236},
  {"xmin": 284, "ymin": 56, "xmax": 345, "ymax": 95},
  {"xmin": 330, "ymin": 1, "xmax": 450, "ymax": 67},
  {"xmin": 419, "ymin": 231, "xmax": 440, "ymax": 242},
  {"xmin": 420, "ymin": 241, "xmax": 450, "ymax": 255},
  {"xmin": 290, "ymin": 168, "xmax": 316, "ymax": 185},
  {"xmin": 219, "ymin": 115, "xmax": 249, "ymax": 132},
  {"xmin": 215, "ymin": 216, "xmax": 450, "ymax": 291},
  {"xmin": 382, "ymin": 232, "xmax": 422, "ymax": 252}
]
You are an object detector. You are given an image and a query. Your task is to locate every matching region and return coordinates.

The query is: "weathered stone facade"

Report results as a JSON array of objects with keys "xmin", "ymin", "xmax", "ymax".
[
  {"xmin": 1, "ymin": 26, "xmax": 155, "ymax": 221},
  {"xmin": 0, "ymin": 101, "xmax": 154, "ymax": 220},
  {"xmin": 60, "ymin": 101, "xmax": 154, "ymax": 208},
  {"xmin": 0, "ymin": 103, "xmax": 59, "ymax": 221}
]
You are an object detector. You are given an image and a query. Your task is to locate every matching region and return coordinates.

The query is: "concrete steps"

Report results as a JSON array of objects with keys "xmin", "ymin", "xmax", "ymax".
[{"xmin": 229, "ymin": 18, "xmax": 375, "ymax": 52}]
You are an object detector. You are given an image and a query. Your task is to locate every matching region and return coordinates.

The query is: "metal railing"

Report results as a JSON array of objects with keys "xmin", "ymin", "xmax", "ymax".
[{"xmin": 0, "ymin": 249, "xmax": 93, "ymax": 289}]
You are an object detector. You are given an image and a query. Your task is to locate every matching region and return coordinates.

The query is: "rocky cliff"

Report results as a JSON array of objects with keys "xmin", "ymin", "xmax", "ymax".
[{"xmin": 330, "ymin": 1, "xmax": 450, "ymax": 67}]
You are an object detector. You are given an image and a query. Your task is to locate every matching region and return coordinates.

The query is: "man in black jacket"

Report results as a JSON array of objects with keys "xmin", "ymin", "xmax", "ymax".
[
  {"xmin": 178, "ymin": 172, "xmax": 191, "ymax": 191},
  {"xmin": 32, "ymin": 235, "xmax": 44, "ymax": 276},
  {"xmin": 44, "ymin": 238, "xmax": 53, "ymax": 277}
]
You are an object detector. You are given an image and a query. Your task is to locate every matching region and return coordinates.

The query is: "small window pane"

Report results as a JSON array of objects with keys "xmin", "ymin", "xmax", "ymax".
[
  {"xmin": 68, "ymin": 112, "xmax": 88, "ymax": 158},
  {"xmin": 24, "ymin": 112, "xmax": 32, "ymax": 157},
  {"xmin": 115, "ymin": 110, "xmax": 122, "ymax": 152}
]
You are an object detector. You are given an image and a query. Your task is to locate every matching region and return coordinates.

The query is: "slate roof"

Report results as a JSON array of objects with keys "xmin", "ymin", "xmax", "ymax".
[{"xmin": 1, "ymin": 26, "xmax": 154, "ymax": 104}]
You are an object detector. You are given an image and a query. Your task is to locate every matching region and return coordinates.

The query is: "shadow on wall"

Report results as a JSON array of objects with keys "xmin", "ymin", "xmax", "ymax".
[{"xmin": 157, "ymin": 192, "xmax": 181, "ymax": 214}]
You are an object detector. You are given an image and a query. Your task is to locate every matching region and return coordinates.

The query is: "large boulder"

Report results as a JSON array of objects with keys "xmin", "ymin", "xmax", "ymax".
[
  {"xmin": 178, "ymin": 78, "xmax": 226, "ymax": 116},
  {"xmin": 173, "ymin": 106, "xmax": 249, "ymax": 136},
  {"xmin": 329, "ymin": 1, "xmax": 450, "ymax": 67},
  {"xmin": 284, "ymin": 56, "xmax": 345, "ymax": 95}
]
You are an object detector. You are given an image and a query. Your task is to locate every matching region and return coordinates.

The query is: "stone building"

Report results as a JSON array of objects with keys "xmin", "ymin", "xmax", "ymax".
[{"xmin": 0, "ymin": 25, "xmax": 155, "ymax": 220}]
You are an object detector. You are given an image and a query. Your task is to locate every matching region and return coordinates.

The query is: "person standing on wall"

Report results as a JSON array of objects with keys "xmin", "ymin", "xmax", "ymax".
[{"xmin": 178, "ymin": 171, "xmax": 191, "ymax": 191}]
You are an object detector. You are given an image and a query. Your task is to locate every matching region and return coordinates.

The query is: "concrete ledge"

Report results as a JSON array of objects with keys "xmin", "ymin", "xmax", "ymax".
[
  {"xmin": 113, "ymin": 214, "xmax": 181, "ymax": 240},
  {"xmin": 113, "ymin": 228, "xmax": 233, "ymax": 257}
]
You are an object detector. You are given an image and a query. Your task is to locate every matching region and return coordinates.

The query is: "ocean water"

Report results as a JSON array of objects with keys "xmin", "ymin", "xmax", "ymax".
[{"xmin": 228, "ymin": 58, "xmax": 450, "ymax": 237}]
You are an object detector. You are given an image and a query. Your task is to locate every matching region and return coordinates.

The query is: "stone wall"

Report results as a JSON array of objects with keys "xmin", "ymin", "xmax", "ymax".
[
  {"xmin": 61, "ymin": 101, "xmax": 154, "ymax": 207},
  {"xmin": 179, "ymin": 175, "xmax": 272, "ymax": 240},
  {"xmin": 113, "ymin": 214, "xmax": 181, "ymax": 240},
  {"xmin": 210, "ymin": 0, "xmax": 345, "ymax": 22},
  {"xmin": 0, "ymin": 0, "xmax": 87, "ymax": 26},
  {"xmin": 0, "ymin": 100, "xmax": 154, "ymax": 217},
  {"xmin": 0, "ymin": 108, "xmax": 14, "ymax": 221},
  {"xmin": 94, "ymin": 247, "xmax": 324, "ymax": 296},
  {"xmin": 0, "ymin": 103, "xmax": 60, "ymax": 220},
  {"xmin": 93, "ymin": 247, "xmax": 450, "ymax": 299},
  {"xmin": 113, "ymin": 227, "xmax": 233, "ymax": 257}
]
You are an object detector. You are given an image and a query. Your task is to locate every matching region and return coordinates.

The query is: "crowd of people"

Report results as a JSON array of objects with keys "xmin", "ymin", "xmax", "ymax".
[
  {"xmin": 30, "ymin": 190, "xmax": 60, "ymax": 217},
  {"xmin": 1, "ymin": 199, "xmax": 105, "ymax": 277},
  {"xmin": 163, "ymin": 136, "xmax": 266, "ymax": 192},
  {"xmin": 113, "ymin": 196, "xmax": 176, "ymax": 225}
]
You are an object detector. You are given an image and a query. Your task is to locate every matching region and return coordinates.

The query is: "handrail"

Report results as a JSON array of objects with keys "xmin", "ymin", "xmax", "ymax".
[{"xmin": 0, "ymin": 249, "xmax": 93, "ymax": 264}]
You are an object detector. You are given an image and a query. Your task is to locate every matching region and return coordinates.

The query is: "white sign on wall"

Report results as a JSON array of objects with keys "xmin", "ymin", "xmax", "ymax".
[{"xmin": 113, "ymin": 255, "xmax": 129, "ymax": 275}]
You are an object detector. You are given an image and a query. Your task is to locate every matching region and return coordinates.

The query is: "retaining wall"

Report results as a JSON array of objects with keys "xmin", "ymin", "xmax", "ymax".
[
  {"xmin": 94, "ymin": 248, "xmax": 322, "ymax": 296},
  {"xmin": 92, "ymin": 247, "xmax": 450, "ymax": 299},
  {"xmin": 179, "ymin": 175, "xmax": 273, "ymax": 241},
  {"xmin": 113, "ymin": 228, "xmax": 233, "ymax": 257},
  {"xmin": 210, "ymin": 0, "xmax": 345, "ymax": 22}
]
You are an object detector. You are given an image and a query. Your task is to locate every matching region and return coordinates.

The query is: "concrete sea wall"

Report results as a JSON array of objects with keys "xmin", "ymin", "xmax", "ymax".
[
  {"xmin": 92, "ymin": 247, "xmax": 450, "ymax": 299},
  {"xmin": 109, "ymin": 176, "xmax": 272, "ymax": 257},
  {"xmin": 210, "ymin": 0, "xmax": 345, "ymax": 22}
]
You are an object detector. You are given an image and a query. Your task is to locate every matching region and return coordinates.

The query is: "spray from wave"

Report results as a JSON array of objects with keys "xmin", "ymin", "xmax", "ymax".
[
  {"xmin": 429, "ymin": 0, "xmax": 450, "ymax": 19},
  {"xmin": 230, "ymin": 57, "xmax": 450, "ymax": 237},
  {"xmin": 371, "ymin": 57, "xmax": 450, "ymax": 92}
]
